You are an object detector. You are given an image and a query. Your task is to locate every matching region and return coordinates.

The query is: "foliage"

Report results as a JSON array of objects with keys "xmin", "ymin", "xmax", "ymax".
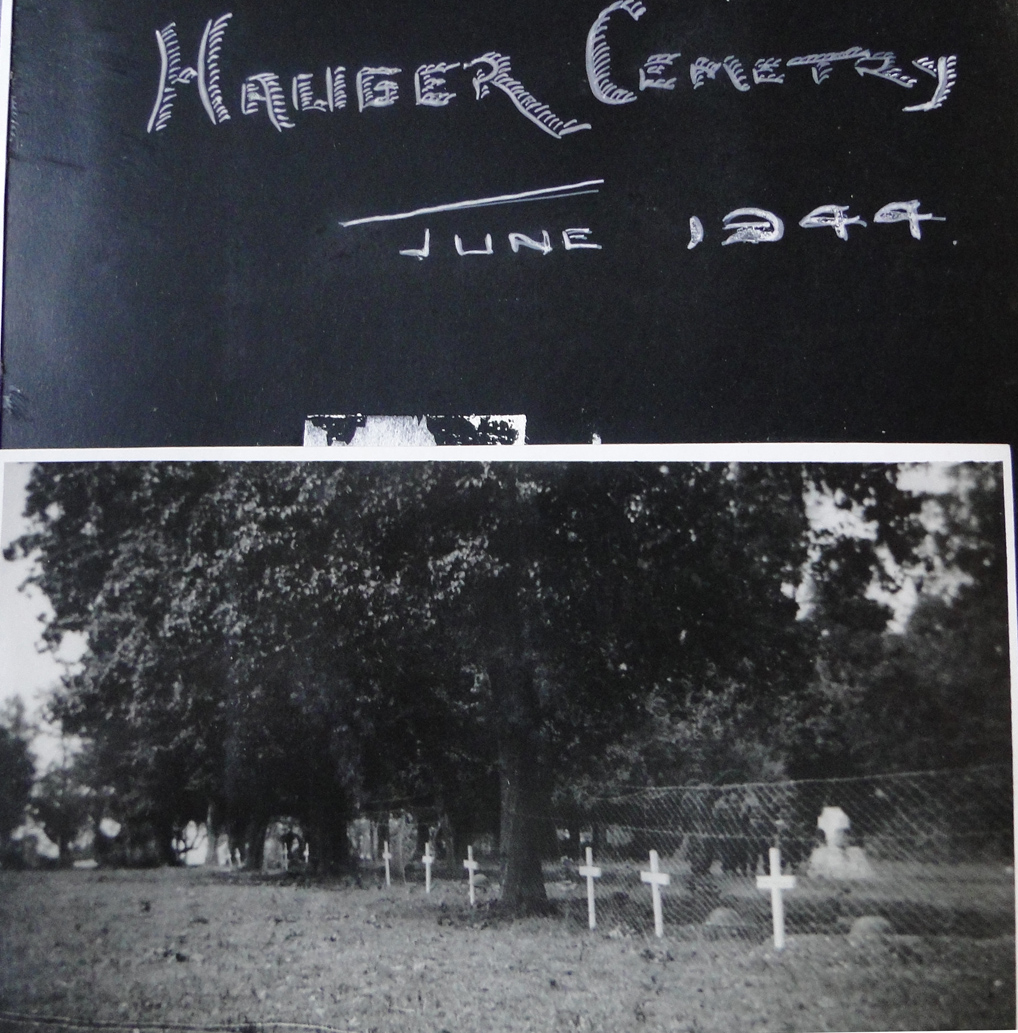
[
  {"xmin": 784, "ymin": 462, "xmax": 1011, "ymax": 778},
  {"xmin": 30, "ymin": 756, "xmax": 94, "ymax": 866},
  {"xmin": 0, "ymin": 699, "xmax": 35, "ymax": 844}
]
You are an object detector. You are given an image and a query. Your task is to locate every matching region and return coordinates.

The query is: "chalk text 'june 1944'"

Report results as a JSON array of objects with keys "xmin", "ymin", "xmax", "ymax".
[
  {"xmin": 147, "ymin": 5, "xmax": 957, "ymax": 139},
  {"xmin": 397, "ymin": 201, "xmax": 945, "ymax": 259}
]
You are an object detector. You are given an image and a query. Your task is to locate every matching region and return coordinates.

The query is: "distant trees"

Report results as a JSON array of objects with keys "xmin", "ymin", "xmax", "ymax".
[
  {"xmin": 0, "ymin": 700, "xmax": 34, "ymax": 854},
  {"xmin": 4, "ymin": 459, "xmax": 1010, "ymax": 901},
  {"xmin": 783, "ymin": 462, "xmax": 1011, "ymax": 777},
  {"xmin": 30, "ymin": 759, "xmax": 93, "ymax": 866}
]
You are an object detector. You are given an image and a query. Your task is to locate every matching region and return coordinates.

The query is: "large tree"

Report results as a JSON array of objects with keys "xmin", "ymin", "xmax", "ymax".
[{"xmin": 351, "ymin": 461, "xmax": 815, "ymax": 906}]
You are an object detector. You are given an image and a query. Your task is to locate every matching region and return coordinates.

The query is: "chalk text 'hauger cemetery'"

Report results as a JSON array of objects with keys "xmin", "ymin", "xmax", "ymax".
[{"xmin": 147, "ymin": 6, "xmax": 956, "ymax": 138}]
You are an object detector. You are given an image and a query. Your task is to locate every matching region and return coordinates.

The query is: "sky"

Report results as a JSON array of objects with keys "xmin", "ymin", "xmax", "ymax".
[{"xmin": 1, "ymin": 463, "xmax": 85, "ymax": 771}]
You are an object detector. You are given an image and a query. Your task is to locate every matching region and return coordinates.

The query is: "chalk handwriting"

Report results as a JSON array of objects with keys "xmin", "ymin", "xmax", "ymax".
[
  {"xmin": 455, "ymin": 233, "xmax": 494, "ymax": 255},
  {"xmin": 146, "ymin": 8, "xmax": 958, "ymax": 135},
  {"xmin": 292, "ymin": 73, "xmax": 327, "ymax": 113},
  {"xmin": 562, "ymin": 228, "xmax": 603, "ymax": 250},
  {"xmin": 786, "ymin": 47, "xmax": 915, "ymax": 87},
  {"xmin": 400, "ymin": 228, "xmax": 431, "ymax": 260},
  {"xmin": 147, "ymin": 14, "xmax": 232, "ymax": 132},
  {"xmin": 584, "ymin": 1, "xmax": 953, "ymax": 114},
  {"xmin": 241, "ymin": 73, "xmax": 294, "ymax": 130},
  {"xmin": 587, "ymin": 0, "xmax": 648, "ymax": 105},
  {"xmin": 464, "ymin": 53, "xmax": 591, "ymax": 138},
  {"xmin": 688, "ymin": 216, "xmax": 704, "ymax": 249},
  {"xmin": 640, "ymin": 54, "xmax": 682, "ymax": 91},
  {"xmin": 389, "ymin": 201, "xmax": 942, "ymax": 259},
  {"xmin": 291, "ymin": 67, "xmax": 349, "ymax": 113},
  {"xmin": 400, "ymin": 228, "xmax": 602, "ymax": 258},
  {"xmin": 326, "ymin": 67, "xmax": 348, "ymax": 111},
  {"xmin": 690, "ymin": 56, "xmax": 751, "ymax": 92},
  {"xmin": 357, "ymin": 67, "xmax": 402, "ymax": 111},
  {"xmin": 873, "ymin": 200, "xmax": 946, "ymax": 238},
  {"xmin": 722, "ymin": 208, "xmax": 785, "ymax": 245},
  {"xmin": 339, "ymin": 180, "xmax": 604, "ymax": 228},
  {"xmin": 799, "ymin": 204, "xmax": 868, "ymax": 240},
  {"xmin": 752, "ymin": 58, "xmax": 785, "ymax": 85},
  {"xmin": 416, "ymin": 63, "xmax": 461, "ymax": 107},
  {"xmin": 386, "ymin": 199, "xmax": 938, "ymax": 260},
  {"xmin": 904, "ymin": 57, "xmax": 958, "ymax": 112},
  {"xmin": 509, "ymin": 231, "xmax": 554, "ymax": 254}
]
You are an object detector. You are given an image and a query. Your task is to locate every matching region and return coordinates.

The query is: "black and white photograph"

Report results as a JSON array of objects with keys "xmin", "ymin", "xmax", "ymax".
[{"xmin": 0, "ymin": 448, "xmax": 1013, "ymax": 1032}]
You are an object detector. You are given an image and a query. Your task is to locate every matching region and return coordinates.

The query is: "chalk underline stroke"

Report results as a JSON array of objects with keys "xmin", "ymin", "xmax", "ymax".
[{"xmin": 339, "ymin": 179, "xmax": 605, "ymax": 228}]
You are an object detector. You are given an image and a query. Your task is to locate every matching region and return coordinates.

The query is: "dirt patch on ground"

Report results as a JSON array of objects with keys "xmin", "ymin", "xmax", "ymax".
[{"xmin": 0, "ymin": 868, "xmax": 1013, "ymax": 1032}]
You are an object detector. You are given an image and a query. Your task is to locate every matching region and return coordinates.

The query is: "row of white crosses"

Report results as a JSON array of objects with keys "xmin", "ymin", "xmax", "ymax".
[
  {"xmin": 381, "ymin": 838, "xmax": 461, "ymax": 897},
  {"xmin": 382, "ymin": 839, "xmax": 436, "ymax": 892},
  {"xmin": 583, "ymin": 844, "xmax": 796, "ymax": 948},
  {"xmin": 392, "ymin": 838, "xmax": 796, "ymax": 949}
]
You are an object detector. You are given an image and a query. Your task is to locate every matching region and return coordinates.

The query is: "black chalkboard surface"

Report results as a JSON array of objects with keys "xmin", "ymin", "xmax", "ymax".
[{"xmin": 1, "ymin": 0, "xmax": 1015, "ymax": 446}]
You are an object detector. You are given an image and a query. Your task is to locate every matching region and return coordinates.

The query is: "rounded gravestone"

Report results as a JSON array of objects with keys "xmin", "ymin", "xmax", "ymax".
[
  {"xmin": 848, "ymin": 915, "xmax": 893, "ymax": 944},
  {"xmin": 704, "ymin": 907, "xmax": 747, "ymax": 936}
]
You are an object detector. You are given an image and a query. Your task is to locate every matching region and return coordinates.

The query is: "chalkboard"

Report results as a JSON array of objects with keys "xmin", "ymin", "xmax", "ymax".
[{"xmin": 1, "ymin": 0, "xmax": 1015, "ymax": 447}]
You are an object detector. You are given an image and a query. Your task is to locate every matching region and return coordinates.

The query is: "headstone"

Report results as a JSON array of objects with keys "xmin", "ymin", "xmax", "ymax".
[
  {"xmin": 578, "ymin": 846, "xmax": 602, "ymax": 931},
  {"xmin": 848, "ymin": 915, "xmax": 894, "ymax": 944},
  {"xmin": 704, "ymin": 907, "xmax": 746, "ymax": 932},
  {"xmin": 809, "ymin": 806, "xmax": 874, "ymax": 880},
  {"xmin": 262, "ymin": 830, "xmax": 286, "ymax": 871},
  {"xmin": 640, "ymin": 849, "xmax": 670, "ymax": 938},
  {"xmin": 756, "ymin": 845, "xmax": 796, "ymax": 950},
  {"xmin": 817, "ymin": 806, "xmax": 849, "ymax": 848},
  {"xmin": 463, "ymin": 845, "xmax": 479, "ymax": 906},
  {"xmin": 387, "ymin": 812, "xmax": 416, "ymax": 881}
]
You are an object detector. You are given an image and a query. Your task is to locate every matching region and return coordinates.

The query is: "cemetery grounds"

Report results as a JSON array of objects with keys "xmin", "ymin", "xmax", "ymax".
[{"xmin": 0, "ymin": 856, "xmax": 1014, "ymax": 1033}]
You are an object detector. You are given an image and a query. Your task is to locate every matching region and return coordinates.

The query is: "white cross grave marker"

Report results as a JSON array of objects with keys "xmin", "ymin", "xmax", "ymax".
[
  {"xmin": 382, "ymin": 840, "xmax": 391, "ymax": 888},
  {"xmin": 422, "ymin": 842, "xmax": 434, "ymax": 894},
  {"xmin": 640, "ymin": 849, "xmax": 671, "ymax": 938},
  {"xmin": 578, "ymin": 846, "xmax": 602, "ymax": 930},
  {"xmin": 463, "ymin": 845, "xmax": 479, "ymax": 906},
  {"xmin": 756, "ymin": 846, "xmax": 796, "ymax": 950}
]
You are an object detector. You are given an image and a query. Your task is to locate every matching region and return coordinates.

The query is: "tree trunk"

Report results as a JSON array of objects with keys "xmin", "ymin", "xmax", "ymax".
[
  {"xmin": 155, "ymin": 817, "xmax": 178, "ymax": 866},
  {"xmin": 244, "ymin": 816, "xmax": 267, "ymax": 870},
  {"xmin": 306, "ymin": 800, "xmax": 351, "ymax": 874},
  {"xmin": 498, "ymin": 732, "xmax": 550, "ymax": 910}
]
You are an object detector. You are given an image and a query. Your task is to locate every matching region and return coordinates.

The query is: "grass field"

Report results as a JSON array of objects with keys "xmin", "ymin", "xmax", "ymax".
[{"xmin": 0, "ymin": 867, "xmax": 1014, "ymax": 1033}]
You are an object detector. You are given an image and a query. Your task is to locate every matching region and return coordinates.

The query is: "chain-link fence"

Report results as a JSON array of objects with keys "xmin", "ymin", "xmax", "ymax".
[
  {"xmin": 344, "ymin": 766, "xmax": 1013, "ymax": 943},
  {"xmin": 538, "ymin": 765, "xmax": 1014, "ymax": 942}
]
